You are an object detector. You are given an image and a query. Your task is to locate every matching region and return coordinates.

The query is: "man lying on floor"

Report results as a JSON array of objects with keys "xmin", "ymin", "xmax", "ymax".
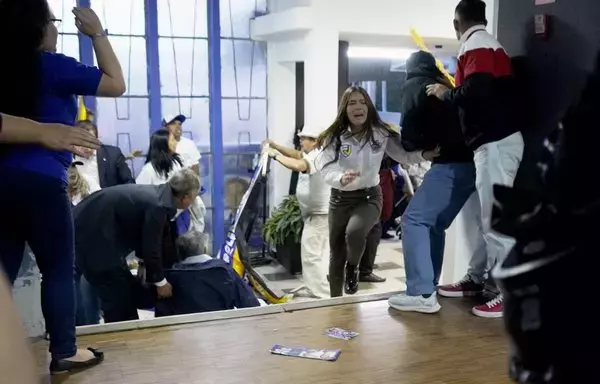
[{"xmin": 154, "ymin": 230, "xmax": 260, "ymax": 317}]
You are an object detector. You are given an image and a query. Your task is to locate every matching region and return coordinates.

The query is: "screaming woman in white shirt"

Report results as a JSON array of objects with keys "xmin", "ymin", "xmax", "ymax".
[
  {"xmin": 136, "ymin": 129, "xmax": 206, "ymax": 233},
  {"xmin": 314, "ymin": 85, "xmax": 439, "ymax": 297}
]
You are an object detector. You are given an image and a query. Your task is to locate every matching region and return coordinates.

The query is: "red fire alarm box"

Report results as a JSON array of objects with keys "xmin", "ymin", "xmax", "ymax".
[{"xmin": 534, "ymin": 14, "xmax": 549, "ymax": 38}]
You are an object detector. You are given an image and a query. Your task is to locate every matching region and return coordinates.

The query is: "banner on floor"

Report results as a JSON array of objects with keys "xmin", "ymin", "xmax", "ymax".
[{"xmin": 217, "ymin": 151, "xmax": 289, "ymax": 304}]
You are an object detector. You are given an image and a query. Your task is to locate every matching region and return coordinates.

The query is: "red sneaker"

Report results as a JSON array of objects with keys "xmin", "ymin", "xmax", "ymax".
[
  {"xmin": 472, "ymin": 295, "xmax": 504, "ymax": 318},
  {"xmin": 438, "ymin": 276, "xmax": 484, "ymax": 298}
]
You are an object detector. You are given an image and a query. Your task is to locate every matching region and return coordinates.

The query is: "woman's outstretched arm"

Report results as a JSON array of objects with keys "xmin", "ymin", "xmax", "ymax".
[{"xmin": 0, "ymin": 113, "xmax": 100, "ymax": 155}]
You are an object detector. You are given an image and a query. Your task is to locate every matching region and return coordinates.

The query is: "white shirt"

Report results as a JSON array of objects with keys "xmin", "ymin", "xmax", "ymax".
[
  {"xmin": 406, "ymin": 162, "xmax": 431, "ymax": 189},
  {"xmin": 176, "ymin": 137, "xmax": 201, "ymax": 168},
  {"xmin": 76, "ymin": 152, "xmax": 101, "ymax": 189},
  {"xmin": 136, "ymin": 161, "xmax": 184, "ymax": 185},
  {"xmin": 314, "ymin": 126, "xmax": 424, "ymax": 191},
  {"xmin": 296, "ymin": 149, "xmax": 330, "ymax": 217}
]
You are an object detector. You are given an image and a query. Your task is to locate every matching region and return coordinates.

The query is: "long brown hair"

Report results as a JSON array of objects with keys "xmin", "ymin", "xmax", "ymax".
[
  {"xmin": 316, "ymin": 85, "xmax": 396, "ymax": 168},
  {"xmin": 67, "ymin": 166, "xmax": 90, "ymax": 202}
]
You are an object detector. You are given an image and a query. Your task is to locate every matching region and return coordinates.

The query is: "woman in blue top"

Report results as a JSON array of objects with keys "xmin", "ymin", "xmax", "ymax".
[{"xmin": 0, "ymin": 1, "xmax": 125, "ymax": 375}]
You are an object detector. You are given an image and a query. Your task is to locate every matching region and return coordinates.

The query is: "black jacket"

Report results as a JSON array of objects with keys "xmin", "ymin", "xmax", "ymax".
[
  {"xmin": 400, "ymin": 51, "xmax": 473, "ymax": 164},
  {"xmin": 97, "ymin": 145, "xmax": 135, "ymax": 188},
  {"xmin": 444, "ymin": 27, "xmax": 519, "ymax": 150},
  {"xmin": 73, "ymin": 183, "xmax": 178, "ymax": 283},
  {"xmin": 155, "ymin": 257, "xmax": 260, "ymax": 317}
]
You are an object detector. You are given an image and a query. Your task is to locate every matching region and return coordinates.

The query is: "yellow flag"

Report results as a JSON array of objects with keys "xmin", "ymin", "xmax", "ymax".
[
  {"xmin": 77, "ymin": 96, "xmax": 88, "ymax": 122},
  {"xmin": 409, "ymin": 28, "xmax": 456, "ymax": 88}
]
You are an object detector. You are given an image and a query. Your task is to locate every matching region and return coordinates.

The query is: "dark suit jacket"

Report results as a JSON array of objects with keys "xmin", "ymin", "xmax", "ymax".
[
  {"xmin": 97, "ymin": 145, "xmax": 135, "ymax": 188},
  {"xmin": 73, "ymin": 183, "xmax": 178, "ymax": 283},
  {"xmin": 154, "ymin": 258, "xmax": 260, "ymax": 317}
]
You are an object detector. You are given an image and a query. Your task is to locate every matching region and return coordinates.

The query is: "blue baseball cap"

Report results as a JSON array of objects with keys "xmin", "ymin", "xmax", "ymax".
[{"xmin": 162, "ymin": 114, "xmax": 186, "ymax": 126}]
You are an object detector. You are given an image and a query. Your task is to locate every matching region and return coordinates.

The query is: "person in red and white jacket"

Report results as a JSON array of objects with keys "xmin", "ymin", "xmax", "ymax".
[{"xmin": 426, "ymin": 0, "xmax": 524, "ymax": 319}]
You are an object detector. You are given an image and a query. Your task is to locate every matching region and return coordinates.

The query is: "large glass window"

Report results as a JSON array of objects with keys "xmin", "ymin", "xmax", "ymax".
[
  {"xmin": 91, "ymin": 0, "xmax": 149, "ymax": 175},
  {"xmin": 48, "ymin": 0, "xmax": 79, "ymax": 60},
  {"xmin": 220, "ymin": 0, "xmax": 268, "ymax": 38},
  {"xmin": 220, "ymin": 0, "xmax": 268, "ymax": 252},
  {"xmin": 157, "ymin": 0, "xmax": 208, "ymax": 38},
  {"xmin": 159, "ymin": 38, "xmax": 209, "ymax": 97},
  {"xmin": 159, "ymin": 0, "xmax": 213, "ymax": 247},
  {"xmin": 48, "ymin": 0, "xmax": 268, "ymax": 259},
  {"xmin": 93, "ymin": 0, "xmax": 146, "ymax": 36}
]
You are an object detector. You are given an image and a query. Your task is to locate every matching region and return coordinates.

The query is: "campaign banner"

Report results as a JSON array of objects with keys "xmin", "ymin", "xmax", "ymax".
[{"xmin": 217, "ymin": 152, "xmax": 289, "ymax": 304}]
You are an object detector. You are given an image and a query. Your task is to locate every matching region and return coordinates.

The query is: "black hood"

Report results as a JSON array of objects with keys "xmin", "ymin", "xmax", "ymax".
[{"xmin": 406, "ymin": 50, "xmax": 443, "ymax": 81}]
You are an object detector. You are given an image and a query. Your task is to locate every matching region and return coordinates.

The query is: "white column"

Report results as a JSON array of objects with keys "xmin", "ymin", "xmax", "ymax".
[
  {"xmin": 440, "ymin": 192, "xmax": 481, "ymax": 284},
  {"xmin": 485, "ymin": 0, "xmax": 499, "ymax": 38},
  {"xmin": 266, "ymin": 45, "xmax": 296, "ymax": 211},
  {"xmin": 303, "ymin": 29, "xmax": 340, "ymax": 130}
]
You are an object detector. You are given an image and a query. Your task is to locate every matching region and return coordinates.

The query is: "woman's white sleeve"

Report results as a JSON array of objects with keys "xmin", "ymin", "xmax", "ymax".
[
  {"xmin": 313, "ymin": 147, "xmax": 345, "ymax": 189},
  {"xmin": 385, "ymin": 135, "xmax": 425, "ymax": 165},
  {"xmin": 189, "ymin": 196, "xmax": 206, "ymax": 233}
]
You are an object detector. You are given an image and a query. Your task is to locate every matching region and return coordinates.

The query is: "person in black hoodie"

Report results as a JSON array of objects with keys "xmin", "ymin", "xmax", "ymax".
[
  {"xmin": 492, "ymin": 51, "xmax": 600, "ymax": 384},
  {"xmin": 388, "ymin": 51, "xmax": 476, "ymax": 314}
]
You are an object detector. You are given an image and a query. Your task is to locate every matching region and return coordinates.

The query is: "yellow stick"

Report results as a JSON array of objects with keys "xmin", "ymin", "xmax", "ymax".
[
  {"xmin": 409, "ymin": 28, "xmax": 456, "ymax": 87},
  {"xmin": 77, "ymin": 96, "xmax": 88, "ymax": 121}
]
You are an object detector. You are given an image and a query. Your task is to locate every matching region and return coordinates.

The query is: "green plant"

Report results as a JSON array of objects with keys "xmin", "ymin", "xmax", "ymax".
[{"xmin": 263, "ymin": 195, "xmax": 303, "ymax": 246}]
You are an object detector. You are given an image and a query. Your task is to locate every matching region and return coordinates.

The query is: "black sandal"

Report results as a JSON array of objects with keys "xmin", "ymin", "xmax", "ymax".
[{"xmin": 50, "ymin": 347, "xmax": 104, "ymax": 375}]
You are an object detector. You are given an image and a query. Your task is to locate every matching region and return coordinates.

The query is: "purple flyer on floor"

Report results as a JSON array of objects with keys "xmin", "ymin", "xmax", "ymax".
[
  {"xmin": 269, "ymin": 345, "xmax": 341, "ymax": 362},
  {"xmin": 324, "ymin": 327, "xmax": 359, "ymax": 340}
]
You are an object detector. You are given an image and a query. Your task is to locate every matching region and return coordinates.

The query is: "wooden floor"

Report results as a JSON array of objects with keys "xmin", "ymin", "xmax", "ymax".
[{"xmin": 34, "ymin": 298, "xmax": 511, "ymax": 384}]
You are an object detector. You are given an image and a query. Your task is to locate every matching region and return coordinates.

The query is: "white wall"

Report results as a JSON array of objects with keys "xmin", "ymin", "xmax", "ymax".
[{"xmin": 256, "ymin": 0, "xmax": 496, "ymax": 48}]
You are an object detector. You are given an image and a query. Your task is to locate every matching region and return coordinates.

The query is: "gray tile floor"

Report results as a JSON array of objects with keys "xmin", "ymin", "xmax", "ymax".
[{"xmin": 255, "ymin": 237, "xmax": 406, "ymax": 302}]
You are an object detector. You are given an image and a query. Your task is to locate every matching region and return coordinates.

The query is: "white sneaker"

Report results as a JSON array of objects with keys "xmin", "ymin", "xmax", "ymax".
[{"xmin": 388, "ymin": 292, "xmax": 441, "ymax": 314}]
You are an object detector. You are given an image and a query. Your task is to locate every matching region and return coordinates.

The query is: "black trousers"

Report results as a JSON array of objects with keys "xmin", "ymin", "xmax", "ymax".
[
  {"xmin": 0, "ymin": 168, "xmax": 78, "ymax": 359},
  {"xmin": 359, "ymin": 222, "xmax": 381, "ymax": 276},
  {"xmin": 328, "ymin": 186, "xmax": 382, "ymax": 297},
  {"xmin": 85, "ymin": 264, "xmax": 156, "ymax": 323}
]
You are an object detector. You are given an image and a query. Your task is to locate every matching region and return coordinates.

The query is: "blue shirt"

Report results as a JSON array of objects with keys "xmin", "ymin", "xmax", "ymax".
[{"xmin": 0, "ymin": 52, "xmax": 103, "ymax": 183}]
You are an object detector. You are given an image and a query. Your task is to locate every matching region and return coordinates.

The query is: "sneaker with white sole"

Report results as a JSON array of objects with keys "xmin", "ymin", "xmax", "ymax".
[
  {"xmin": 438, "ymin": 275, "xmax": 484, "ymax": 298},
  {"xmin": 388, "ymin": 292, "xmax": 441, "ymax": 314},
  {"xmin": 472, "ymin": 295, "xmax": 504, "ymax": 318}
]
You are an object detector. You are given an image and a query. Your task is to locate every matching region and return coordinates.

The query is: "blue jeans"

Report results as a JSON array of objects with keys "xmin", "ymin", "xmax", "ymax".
[
  {"xmin": 75, "ymin": 271, "xmax": 101, "ymax": 326},
  {"xmin": 0, "ymin": 168, "xmax": 77, "ymax": 359},
  {"xmin": 402, "ymin": 162, "xmax": 476, "ymax": 296}
]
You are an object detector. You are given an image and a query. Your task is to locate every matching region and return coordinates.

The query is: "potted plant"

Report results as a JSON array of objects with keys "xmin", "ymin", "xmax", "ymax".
[{"xmin": 263, "ymin": 196, "xmax": 303, "ymax": 275}]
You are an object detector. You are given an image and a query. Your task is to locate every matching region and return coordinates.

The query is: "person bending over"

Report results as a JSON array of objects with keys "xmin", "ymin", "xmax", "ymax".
[
  {"xmin": 0, "ymin": 1, "xmax": 125, "ymax": 374},
  {"xmin": 73, "ymin": 169, "xmax": 200, "ymax": 323},
  {"xmin": 264, "ymin": 126, "xmax": 331, "ymax": 299},
  {"xmin": 426, "ymin": 0, "xmax": 524, "ymax": 318},
  {"xmin": 137, "ymin": 128, "xmax": 207, "ymax": 234},
  {"xmin": 388, "ymin": 51, "xmax": 475, "ymax": 314},
  {"xmin": 314, "ymin": 85, "xmax": 439, "ymax": 297},
  {"xmin": 154, "ymin": 231, "xmax": 260, "ymax": 316}
]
